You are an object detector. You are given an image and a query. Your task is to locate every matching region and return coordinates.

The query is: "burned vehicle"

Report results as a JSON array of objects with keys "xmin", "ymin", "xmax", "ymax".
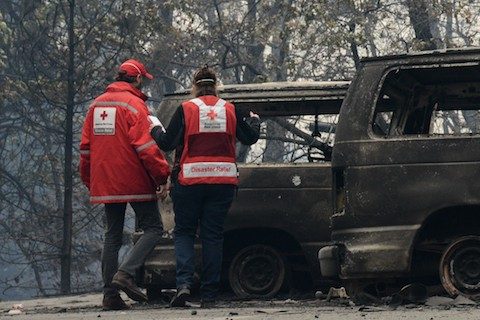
[
  {"xmin": 141, "ymin": 81, "xmax": 349, "ymax": 300},
  {"xmin": 319, "ymin": 48, "xmax": 480, "ymax": 299}
]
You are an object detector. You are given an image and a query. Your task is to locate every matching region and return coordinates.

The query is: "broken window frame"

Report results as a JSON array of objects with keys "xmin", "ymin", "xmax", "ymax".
[
  {"xmin": 241, "ymin": 113, "xmax": 338, "ymax": 164},
  {"xmin": 371, "ymin": 63, "xmax": 480, "ymax": 139}
]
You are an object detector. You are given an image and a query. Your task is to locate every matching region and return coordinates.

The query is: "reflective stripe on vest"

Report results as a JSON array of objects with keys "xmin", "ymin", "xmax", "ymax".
[
  {"xmin": 183, "ymin": 162, "xmax": 237, "ymax": 178},
  {"xmin": 190, "ymin": 97, "xmax": 226, "ymax": 109}
]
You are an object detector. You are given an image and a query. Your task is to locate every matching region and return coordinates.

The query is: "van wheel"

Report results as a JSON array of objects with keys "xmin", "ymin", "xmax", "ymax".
[
  {"xmin": 440, "ymin": 236, "xmax": 480, "ymax": 299},
  {"xmin": 228, "ymin": 244, "xmax": 286, "ymax": 298}
]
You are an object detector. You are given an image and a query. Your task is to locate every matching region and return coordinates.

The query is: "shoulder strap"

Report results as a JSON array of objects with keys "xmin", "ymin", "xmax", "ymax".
[{"xmin": 190, "ymin": 97, "xmax": 226, "ymax": 109}]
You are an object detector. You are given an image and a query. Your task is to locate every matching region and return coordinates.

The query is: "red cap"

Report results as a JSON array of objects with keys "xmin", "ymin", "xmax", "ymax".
[{"xmin": 119, "ymin": 59, "xmax": 154, "ymax": 80}]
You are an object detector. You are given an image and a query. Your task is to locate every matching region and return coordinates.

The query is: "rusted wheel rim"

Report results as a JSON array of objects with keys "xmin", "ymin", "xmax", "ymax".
[
  {"xmin": 229, "ymin": 245, "xmax": 286, "ymax": 297},
  {"xmin": 440, "ymin": 236, "xmax": 480, "ymax": 298},
  {"xmin": 238, "ymin": 249, "xmax": 279, "ymax": 292}
]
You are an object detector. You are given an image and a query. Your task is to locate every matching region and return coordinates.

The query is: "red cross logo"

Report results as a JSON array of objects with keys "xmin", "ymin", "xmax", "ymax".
[
  {"xmin": 207, "ymin": 108, "xmax": 217, "ymax": 120},
  {"xmin": 100, "ymin": 110, "xmax": 108, "ymax": 120}
]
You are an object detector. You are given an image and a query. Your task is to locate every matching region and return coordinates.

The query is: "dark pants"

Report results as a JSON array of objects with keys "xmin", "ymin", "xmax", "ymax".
[
  {"xmin": 171, "ymin": 183, "xmax": 235, "ymax": 300},
  {"xmin": 102, "ymin": 201, "xmax": 163, "ymax": 298}
]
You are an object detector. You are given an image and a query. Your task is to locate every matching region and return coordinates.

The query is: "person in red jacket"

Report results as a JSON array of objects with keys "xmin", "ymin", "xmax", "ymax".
[
  {"xmin": 80, "ymin": 59, "xmax": 170, "ymax": 310},
  {"xmin": 151, "ymin": 66, "xmax": 260, "ymax": 307}
]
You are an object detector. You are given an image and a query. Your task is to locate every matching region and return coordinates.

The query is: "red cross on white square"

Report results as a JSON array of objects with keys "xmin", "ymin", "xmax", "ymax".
[
  {"xmin": 100, "ymin": 110, "xmax": 108, "ymax": 120},
  {"xmin": 207, "ymin": 109, "xmax": 217, "ymax": 120}
]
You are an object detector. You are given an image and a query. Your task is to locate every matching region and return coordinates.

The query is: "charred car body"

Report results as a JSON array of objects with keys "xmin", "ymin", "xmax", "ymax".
[
  {"xmin": 141, "ymin": 81, "xmax": 349, "ymax": 300},
  {"xmin": 320, "ymin": 48, "xmax": 480, "ymax": 299}
]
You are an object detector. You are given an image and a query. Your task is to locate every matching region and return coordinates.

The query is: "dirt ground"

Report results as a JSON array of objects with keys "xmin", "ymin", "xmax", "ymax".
[{"xmin": 1, "ymin": 293, "xmax": 479, "ymax": 320}]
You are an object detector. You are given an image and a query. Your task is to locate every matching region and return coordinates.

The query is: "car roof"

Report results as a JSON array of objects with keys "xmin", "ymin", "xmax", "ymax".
[
  {"xmin": 161, "ymin": 81, "xmax": 350, "ymax": 116},
  {"xmin": 361, "ymin": 46, "xmax": 480, "ymax": 63}
]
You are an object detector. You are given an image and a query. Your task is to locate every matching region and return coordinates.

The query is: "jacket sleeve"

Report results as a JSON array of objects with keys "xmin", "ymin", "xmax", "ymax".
[
  {"xmin": 128, "ymin": 104, "xmax": 171, "ymax": 187},
  {"xmin": 151, "ymin": 106, "xmax": 184, "ymax": 151},
  {"xmin": 79, "ymin": 108, "xmax": 92, "ymax": 189}
]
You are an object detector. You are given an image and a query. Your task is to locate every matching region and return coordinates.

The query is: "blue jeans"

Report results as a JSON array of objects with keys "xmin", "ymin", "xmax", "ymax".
[{"xmin": 171, "ymin": 183, "xmax": 235, "ymax": 300}]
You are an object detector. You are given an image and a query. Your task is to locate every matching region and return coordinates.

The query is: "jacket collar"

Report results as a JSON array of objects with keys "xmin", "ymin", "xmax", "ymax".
[{"xmin": 106, "ymin": 81, "xmax": 148, "ymax": 101}]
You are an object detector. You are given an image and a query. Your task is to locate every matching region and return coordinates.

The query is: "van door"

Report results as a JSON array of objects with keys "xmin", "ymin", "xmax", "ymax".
[{"xmin": 226, "ymin": 114, "xmax": 337, "ymax": 269}]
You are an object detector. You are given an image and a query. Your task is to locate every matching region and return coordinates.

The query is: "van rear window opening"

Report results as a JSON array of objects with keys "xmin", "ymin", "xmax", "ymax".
[
  {"xmin": 372, "ymin": 64, "xmax": 480, "ymax": 137},
  {"xmin": 238, "ymin": 114, "xmax": 338, "ymax": 164}
]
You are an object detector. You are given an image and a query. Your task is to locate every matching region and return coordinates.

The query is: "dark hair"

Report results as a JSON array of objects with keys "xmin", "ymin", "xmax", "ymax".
[
  {"xmin": 192, "ymin": 66, "xmax": 217, "ymax": 97},
  {"xmin": 115, "ymin": 70, "xmax": 137, "ymax": 83}
]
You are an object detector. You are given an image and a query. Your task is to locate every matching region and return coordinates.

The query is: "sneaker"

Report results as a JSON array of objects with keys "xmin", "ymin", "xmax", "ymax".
[
  {"xmin": 111, "ymin": 270, "xmax": 148, "ymax": 302},
  {"xmin": 170, "ymin": 287, "xmax": 191, "ymax": 307},
  {"xmin": 102, "ymin": 294, "xmax": 130, "ymax": 311},
  {"xmin": 200, "ymin": 299, "xmax": 216, "ymax": 309}
]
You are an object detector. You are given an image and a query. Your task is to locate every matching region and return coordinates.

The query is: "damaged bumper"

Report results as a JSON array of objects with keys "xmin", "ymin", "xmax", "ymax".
[
  {"xmin": 141, "ymin": 239, "xmax": 202, "ymax": 288},
  {"xmin": 318, "ymin": 245, "xmax": 341, "ymax": 278},
  {"xmin": 141, "ymin": 239, "xmax": 176, "ymax": 287},
  {"xmin": 319, "ymin": 225, "xmax": 421, "ymax": 279}
]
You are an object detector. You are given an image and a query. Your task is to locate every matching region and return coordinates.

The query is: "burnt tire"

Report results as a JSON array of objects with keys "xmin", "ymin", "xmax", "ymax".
[
  {"xmin": 228, "ymin": 244, "xmax": 286, "ymax": 299},
  {"xmin": 440, "ymin": 235, "xmax": 480, "ymax": 299}
]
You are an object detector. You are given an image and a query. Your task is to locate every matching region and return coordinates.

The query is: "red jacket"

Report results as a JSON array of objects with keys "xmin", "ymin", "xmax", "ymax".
[
  {"xmin": 80, "ymin": 82, "xmax": 170, "ymax": 203},
  {"xmin": 178, "ymin": 96, "xmax": 238, "ymax": 186}
]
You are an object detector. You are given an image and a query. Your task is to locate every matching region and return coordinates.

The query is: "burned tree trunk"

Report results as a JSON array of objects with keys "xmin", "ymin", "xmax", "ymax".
[
  {"xmin": 61, "ymin": 0, "xmax": 75, "ymax": 294},
  {"xmin": 406, "ymin": 0, "xmax": 438, "ymax": 50}
]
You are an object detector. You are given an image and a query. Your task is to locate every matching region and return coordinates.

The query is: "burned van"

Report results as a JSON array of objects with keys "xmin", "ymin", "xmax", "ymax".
[
  {"xmin": 319, "ymin": 48, "xmax": 480, "ymax": 299},
  {"xmin": 141, "ymin": 81, "xmax": 349, "ymax": 300}
]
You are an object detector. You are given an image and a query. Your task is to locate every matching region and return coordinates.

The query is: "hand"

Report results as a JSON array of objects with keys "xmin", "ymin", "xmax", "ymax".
[
  {"xmin": 249, "ymin": 111, "xmax": 259, "ymax": 119},
  {"xmin": 148, "ymin": 115, "xmax": 165, "ymax": 133},
  {"xmin": 157, "ymin": 182, "xmax": 170, "ymax": 202}
]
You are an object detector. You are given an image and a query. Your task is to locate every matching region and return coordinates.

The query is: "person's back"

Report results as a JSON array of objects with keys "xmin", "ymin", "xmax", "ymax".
[
  {"xmin": 151, "ymin": 66, "xmax": 260, "ymax": 308},
  {"xmin": 80, "ymin": 59, "xmax": 170, "ymax": 310},
  {"xmin": 178, "ymin": 95, "xmax": 238, "ymax": 186},
  {"xmin": 83, "ymin": 81, "xmax": 166, "ymax": 202}
]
